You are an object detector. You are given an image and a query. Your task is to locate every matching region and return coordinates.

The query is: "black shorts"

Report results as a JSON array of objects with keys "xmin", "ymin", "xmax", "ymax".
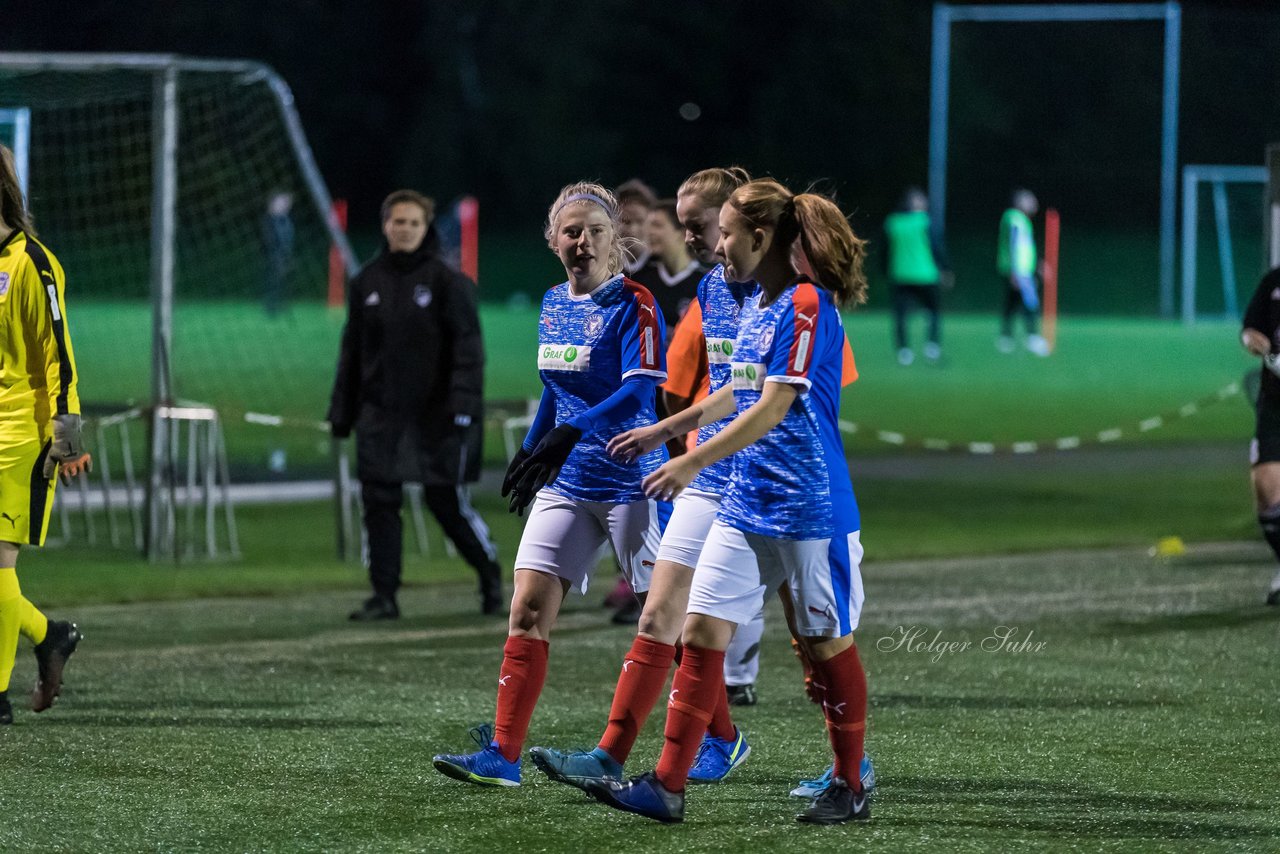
[{"xmin": 1252, "ymin": 393, "xmax": 1280, "ymax": 465}]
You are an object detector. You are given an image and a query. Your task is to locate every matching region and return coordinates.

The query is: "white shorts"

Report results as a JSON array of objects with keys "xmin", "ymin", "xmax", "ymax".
[
  {"xmin": 513, "ymin": 491, "xmax": 664, "ymax": 595},
  {"xmin": 687, "ymin": 521, "xmax": 865, "ymax": 638},
  {"xmin": 655, "ymin": 489, "xmax": 721, "ymax": 568}
]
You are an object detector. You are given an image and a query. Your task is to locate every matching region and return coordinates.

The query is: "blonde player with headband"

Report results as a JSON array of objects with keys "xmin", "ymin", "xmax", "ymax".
[{"xmin": 433, "ymin": 182, "xmax": 669, "ymax": 787}]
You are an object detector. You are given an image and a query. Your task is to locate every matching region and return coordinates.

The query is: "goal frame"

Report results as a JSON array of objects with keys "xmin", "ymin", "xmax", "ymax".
[
  {"xmin": 1179, "ymin": 164, "xmax": 1267, "ymax": 324},
  {"xmin": 0, "ymin": 53, "xmax": 358, "ymax": 559},
  {"xmin": 929, "ymin": 3, "xmax": 1182, "ymax": 316}
]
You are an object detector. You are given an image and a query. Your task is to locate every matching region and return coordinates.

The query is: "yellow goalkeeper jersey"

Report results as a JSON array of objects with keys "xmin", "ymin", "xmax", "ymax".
[{"xmin": 0, "ymin": 229, "xmax": 79, "ymax": 448}]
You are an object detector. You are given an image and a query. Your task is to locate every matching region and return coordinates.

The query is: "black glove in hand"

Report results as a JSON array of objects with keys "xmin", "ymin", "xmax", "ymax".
[
  {"xmin": 43, "ymin": 413, "xmax": 84, "ymax": 479},
  {"xmin": 501, "ymin": 447, "xmax": 531, "ymax": 499},
  {"xmin": 329, "ymin": 420, "xmax": 352, "ymax": 440},
  {"xmin": 506, "ymin": 425, "xmax": 582, "ymax": 515}
]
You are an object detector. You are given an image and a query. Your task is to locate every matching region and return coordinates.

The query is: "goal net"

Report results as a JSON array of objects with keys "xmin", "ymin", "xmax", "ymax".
[{"xmin": 0, "ymin": 56, "xmax": 356, "ymax": 488}]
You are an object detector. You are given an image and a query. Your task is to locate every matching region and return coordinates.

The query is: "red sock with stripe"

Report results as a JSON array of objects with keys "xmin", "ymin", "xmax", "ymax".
[
  {"xmin": 493, "ymin": 635, "xmax": 549, "ymax": 763},
  {"xmin": 654, "ymin": 645, "xmax": 724, "ymax": 792},
  {"xmin": 810, "ymin": 642, "xmax": 868, "ymax": 790},
  {"xmin": 597, "ymin": 635, "xmax": 677, "ymax": 762}
]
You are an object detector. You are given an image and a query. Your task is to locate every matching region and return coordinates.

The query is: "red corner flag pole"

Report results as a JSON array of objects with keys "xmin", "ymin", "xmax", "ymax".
[
  {"xmin": 328, "ymin": 198, "xmax": 348, "ymax": 310},
  {"xmin": 457, "ymin": 196, "xmax": 479, "ymax": 284},
  {"xmin": 1043, "ymin": 207, "xmax": 1060, "ymax": 352}
]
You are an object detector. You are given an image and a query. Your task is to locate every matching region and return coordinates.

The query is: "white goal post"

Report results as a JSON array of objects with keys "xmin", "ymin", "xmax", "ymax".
[
  {"xmin": 1179, "ymin": 164, "xmax": 1267, "ymax": 325},
  {"xmin": 0, "ymin": 53, "xmax": 358, "ymax": 560}
]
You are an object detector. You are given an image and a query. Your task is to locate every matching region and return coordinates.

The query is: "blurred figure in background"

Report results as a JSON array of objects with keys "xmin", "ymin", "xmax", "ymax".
[
  {"xmin": 883, "ymin": 187, "xmax": 950, "ymax": 365},
  {"xmin": 616, "ymin": 178, "xmax": 658, "ymax": 275},
  {"xmin": 1240, "ymin": 265, "xmax": 1280, "ymax": 605},
  {"xmin": 261, "ymin": 189, "xmax": 295, "ymax": 318},
  {"xmin": 329, "ymin": 190, "xmax": 502, "ymax": 621},
  {"xmin": 997, "ymin": 188, "xmax": 1049, "ymax": 357}
]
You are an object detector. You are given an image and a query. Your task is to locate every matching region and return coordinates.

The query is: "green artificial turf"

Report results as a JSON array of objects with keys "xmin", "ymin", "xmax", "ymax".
[
  {"xmin": 3, "ymin": 542, "xmax": 1278, "ymax": 851},
  {"xmin": 66, "ymin": 299, "xmax": 1253, "ymax": 480}
]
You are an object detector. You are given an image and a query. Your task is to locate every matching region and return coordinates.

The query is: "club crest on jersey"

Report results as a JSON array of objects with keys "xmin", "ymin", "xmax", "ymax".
[
  {"xmin": 758, "ymin": 325, "xmax": 775, "ymax": 354},
  {"xmin": 364, "ymin": 291, "xmax": 381, "ymax": 306},
  {"xmin": 585, "ymin": 313, "xmax": 604, "ymax": 339},
  {"xmin": 538, "ymin": 343, "xmax": 592, "ymax": 372},
  {"xmin": 0, "ymin": 272, "xmax": 8, "ymax": 297},
  {"xmin": 413, "ymin": 285, "xmax": 433, "ymax": 308}
]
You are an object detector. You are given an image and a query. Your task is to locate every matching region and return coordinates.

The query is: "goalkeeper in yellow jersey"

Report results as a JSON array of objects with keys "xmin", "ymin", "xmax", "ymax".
[{"xmin": 0, "ymin": 144, "xmax": 87, "ymax": 725}]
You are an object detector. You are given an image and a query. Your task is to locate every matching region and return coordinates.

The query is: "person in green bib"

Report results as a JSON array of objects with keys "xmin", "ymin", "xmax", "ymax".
[
  {"xmin": 997, "ymin": 189, "xmax": 1050, "ymax": 357},
  {"xmin": 883, "ymin": 188, "xmax": 951, "ymax": 365}
]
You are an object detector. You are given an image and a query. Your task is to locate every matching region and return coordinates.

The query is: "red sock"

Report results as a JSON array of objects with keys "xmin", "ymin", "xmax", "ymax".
[
  {"xmin": 706, "ymin": 680, "xmax": 737, "ymax": 742},
  {"xmin": 811, "ymin": 642, "xmax": 868, "ymax": 790},
  {"xmin": 597, "ymin": 635, "xmax": 677, "ymax": 763},
  {"xmin": 654, "ymin": 645, "xmax": 724, "ymax": 792},
  {"xmin": 493, "ymin": 635, "xmax": 550, "ymax": 763}
]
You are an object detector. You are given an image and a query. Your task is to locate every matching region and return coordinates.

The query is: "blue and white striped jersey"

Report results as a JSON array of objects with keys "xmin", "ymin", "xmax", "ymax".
[
  {"xmin": 718, "ymin": 279, "xmax": 859, "ymax": 540},
  {"xmin": 690, "ymin": 264, "xmax": 756, "ymax": 495},
  {"xmin": 537, "ymin": 274, "xmax": 668, "ymax": 502}
]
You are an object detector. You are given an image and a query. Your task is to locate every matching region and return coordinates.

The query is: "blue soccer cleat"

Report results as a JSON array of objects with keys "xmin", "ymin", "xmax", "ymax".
[
  {"xmin": 789, "ymin": 754, "xmax": 875, "ymax": 798},
  {"xmin": 529, "ymin": 745, "xmax": 623, "ymax": 792},
  {"xmin": 687, "ymin": 727, "xmax": 751, "ymax": 784},
  {"xmin": 432, "ymin": 724, "xmax": 521, "ymax": 787},
  {"xmin": 585, "ymin": 772, "xmax": 685, "ymax": 823}
]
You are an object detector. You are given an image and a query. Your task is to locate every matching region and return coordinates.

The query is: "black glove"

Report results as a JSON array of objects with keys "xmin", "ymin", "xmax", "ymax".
[
  {"xmin": 330, "ymin": 420, "xmax": 352, "ymax": 440},
  {"xmin": 507, "ymin": 425, "xmax": 582, "ymax": 515},
  {"xmin": 501, "ymin": 447, "xmax": 531, "ymax": 499}
]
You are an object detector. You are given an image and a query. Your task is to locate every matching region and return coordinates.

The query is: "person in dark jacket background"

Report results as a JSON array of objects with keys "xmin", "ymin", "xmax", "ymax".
[{"xmin": 329, "ymin": 189, "xmax": 503, "ymax": 620}]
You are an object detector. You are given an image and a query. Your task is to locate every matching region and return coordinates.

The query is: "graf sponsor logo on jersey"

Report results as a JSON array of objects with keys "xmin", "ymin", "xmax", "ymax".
[
  {"xmin": 538, "ymin": 343, "xmax": 592, "ymax": 372},
  {"xmin": 413, "ymin": 284, "xmax": 433, "ymax": 308},
  {"xmin": 0, "ymin": 271, "xmax": 8, "ymax": 297},
  {"xmin": 731, "ymin": 361, "xmax": 767, "ymax": 391},
  {"xmin": 706, "ymin": 337, "xmax": 734, "ymax": 364}
]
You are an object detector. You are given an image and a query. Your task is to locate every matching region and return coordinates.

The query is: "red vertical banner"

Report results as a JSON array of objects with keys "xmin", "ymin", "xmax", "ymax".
[
  {"xmin": 458, "ymin": 195, "xmax": 479, "ymax": 284},
  {"xmin": 328, "ymin": 198, "xmax": 348, "ymax": 310},
  {"xmin": 1043, "ymin": 207, "xmax": 1060, "ymax": 352}
]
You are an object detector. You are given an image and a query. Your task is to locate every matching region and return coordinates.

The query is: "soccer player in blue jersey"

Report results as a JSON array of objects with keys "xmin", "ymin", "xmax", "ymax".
[
  {"xmin": 432, "ymin": 183, "xmax": 668, "ymax": 787},
  {"xmin": 527, "ymin": 167, "xmax": 757, "ymax": 792},
  {"xmin": 587, "ymin": 179, "xmax": 873, "ymax": 825}
]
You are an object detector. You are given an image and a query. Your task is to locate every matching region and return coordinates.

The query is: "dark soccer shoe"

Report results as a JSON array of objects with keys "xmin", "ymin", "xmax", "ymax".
[
  {"xmin": 726, "ymin": 682, "xmax": 758, "ymax": 707},
  {"xmin": 586, "ymin": 772, "xmax": 685, "ymax": 823},
  {"xmin": 0, "ymin": 691, "xmax": 12, "ymax": 725},
  {"xmin": 796, "ymin": 776, "xmax": 871, "ymax": 825},
  {"xmin": 1266, "ymin": 587, "xmax": 1280, "ymax": 607},
  {"xmin": 32, "ymin": 620, "xmax": 82, "ymax": 713},
  {"xmin": 348, "ymin": 595, "xmax": 399, "ymax": 621}
]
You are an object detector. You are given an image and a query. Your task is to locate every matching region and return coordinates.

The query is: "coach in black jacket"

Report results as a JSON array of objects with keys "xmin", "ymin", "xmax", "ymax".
[{"xmin": 328, "ymin": 190, "xmax": 503, "ymax": 620}]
